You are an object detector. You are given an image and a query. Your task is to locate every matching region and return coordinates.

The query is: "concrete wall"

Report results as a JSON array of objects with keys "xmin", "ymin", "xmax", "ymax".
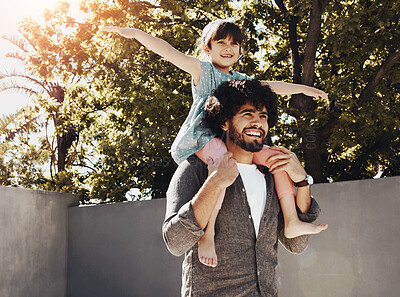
[
  {"xmin": 3, "ymin": 176, "xmax": 398, "ymax": 296},
  {"xmin": 67, "ymin": 176, "xmax": 400, "ymax": 297},
  {"xmin": 0, "ymin": 186, "xmax": 80, "ymax": 297},
  {"xmin": 67, "ymin": 199, "xmax": 182, "ymax": 297},
  {"xmin": 277, "ymin": 175, "xmax": 400, "ymax": 297}
]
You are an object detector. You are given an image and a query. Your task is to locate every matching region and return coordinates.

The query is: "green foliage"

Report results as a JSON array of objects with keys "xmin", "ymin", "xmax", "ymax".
[
  {"xmin": 1, "ymin": 0, "xmax": 399, "ymax": 202},
  {"xmin": 245, "ymin": 0, "xmax": 400, "ymax": 181}
]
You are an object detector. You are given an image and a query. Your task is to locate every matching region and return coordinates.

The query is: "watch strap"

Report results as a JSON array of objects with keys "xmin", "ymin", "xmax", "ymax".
[
  {"xmin": 294, "ymin": 179, "xmax": 309, "ymax": 187},
  {"xmin": 294, "ymin": 175, "xmax": 312, "ymax": 187}
]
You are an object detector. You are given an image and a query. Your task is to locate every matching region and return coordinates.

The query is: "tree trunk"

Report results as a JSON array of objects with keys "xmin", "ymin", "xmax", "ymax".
[
  {"xmin": 302, "ymin": 0, "xmax": 330, "ymax": 85},
  {"xmin": 293, "ymin": 0, "xmax": 330, "ymax": 182},
  {"xmin": 301, "ymin": 127, "xmax": 325, "ymax": 182},
  {"xmin": 52, "ymin": 85, "xmax": 77, "ymax": 173},
  {"xmin": 57, "ymin": 128, "xmax": 77, "ymax": 172}
]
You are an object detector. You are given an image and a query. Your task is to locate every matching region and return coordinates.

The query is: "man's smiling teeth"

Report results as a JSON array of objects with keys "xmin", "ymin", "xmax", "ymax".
[
  {"xmin": 221, "ymin": 54, "xmax": 233, "ymax": 57},
  {"xmin": 245, "ymin": 131, "xmax": 261, "ymax": 137}
]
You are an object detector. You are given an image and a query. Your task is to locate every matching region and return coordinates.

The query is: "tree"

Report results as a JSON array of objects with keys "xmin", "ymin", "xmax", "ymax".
[
  {"xmin": 83, "ymin": 0, "xmax": 399, "ymax": 185},
  {"xmin": 1, "ymin": 0, "xmax": 399, "ymax": 202},
  {"xmin": 0, "ymin": 2, "xmax": 80, "ymax": 191},
  {"xmin": 237, "ymin": 0, "xmax": 400, "ymax": 182}
]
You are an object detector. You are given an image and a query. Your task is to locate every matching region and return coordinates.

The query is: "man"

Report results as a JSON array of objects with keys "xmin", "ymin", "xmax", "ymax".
[{"xmin": 162, "ymin": 80, "xmax": 325, "ymax": 297}]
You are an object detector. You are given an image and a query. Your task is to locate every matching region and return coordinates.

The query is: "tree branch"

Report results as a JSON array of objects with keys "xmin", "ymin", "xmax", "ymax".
[
  {"xmin": 1, "ymin": 35, "xmax": 31, "ymax": 53},
  {"xmin": 358, "ymin": 45, "xmax": 400, "ymax": 106},
  {"xmin": 302, "ymin": 0, "xmax": 330, "ymax": 85},
  {"xmin": 73, "ymin": 163, "xmax": 96, "ymax": 172},
  {"xmin": 0, "ymin": 72, "xmax": 47, "ymax": 89},
  {"xmin": 274, "ymin": 0, "xmax": 302, "ymax": 89},
  {"xmin": 129, "ymin": 1, "xmax": 160, "ymax": 9},
  {"xmin": 288, "ymin": 15, "xmax": 302, "ymax": 83},
  {"xmin": 0, "ymin": 84, "xmax": 37, "ymax": 97},
  {"xmin": 5, "ymin": 52, "xmax": 26, "ymax": 61},
  {"xmin": 274, "ymin": 0, "xmax": 288, "ymax": 14}
]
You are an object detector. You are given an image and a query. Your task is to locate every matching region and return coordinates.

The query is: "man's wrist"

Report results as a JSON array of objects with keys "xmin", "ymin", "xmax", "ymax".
[
  {"xmin": 294, "ymin": 174, "xmax": 314, "ymax": 187},
  {"xmin": 207, "ymin": 171, "xmax": 229, "ymax": 191}
]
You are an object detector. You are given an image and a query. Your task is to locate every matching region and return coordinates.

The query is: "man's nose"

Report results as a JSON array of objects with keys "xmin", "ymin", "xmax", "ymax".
[{"xmin": 250, "ymin": 117, "xmax": 262, "ymax": 127}]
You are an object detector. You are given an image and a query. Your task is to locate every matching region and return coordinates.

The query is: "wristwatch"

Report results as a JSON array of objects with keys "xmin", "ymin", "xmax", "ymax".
[{"xmin": 294, "ymin": 174, "xmax": 314, "ymax": 187}]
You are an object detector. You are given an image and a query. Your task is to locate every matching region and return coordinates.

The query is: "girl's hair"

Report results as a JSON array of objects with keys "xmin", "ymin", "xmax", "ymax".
[
  {"xmin": 195, "ymin": 19, "xmax": 246, "ymax": 58},
  {"xmin": 202, "ymin": 19, "xmax": 245, "ymax": 48}
]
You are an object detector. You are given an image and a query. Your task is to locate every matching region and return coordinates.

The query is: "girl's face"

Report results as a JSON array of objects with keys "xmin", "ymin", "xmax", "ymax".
[{"xmin": 204, "ymin": 36, "xmax": 241, "ymax": 74}]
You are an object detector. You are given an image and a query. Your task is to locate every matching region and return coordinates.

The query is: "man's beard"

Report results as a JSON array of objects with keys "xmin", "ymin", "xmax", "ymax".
[{"xmin": 228, "ymin": 120, "xmax": 265, "ymax": 152}]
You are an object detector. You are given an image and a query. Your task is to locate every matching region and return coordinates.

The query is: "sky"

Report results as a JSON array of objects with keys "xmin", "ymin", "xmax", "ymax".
[{"xmin": 0, "ymin": 0, "xmax": 81, "ymax": 116}]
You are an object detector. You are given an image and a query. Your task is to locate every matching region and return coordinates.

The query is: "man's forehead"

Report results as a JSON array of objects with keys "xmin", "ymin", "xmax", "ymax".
[{"xmin": 238, "ymin": 102, "xmax": 268, "ymax": 113}]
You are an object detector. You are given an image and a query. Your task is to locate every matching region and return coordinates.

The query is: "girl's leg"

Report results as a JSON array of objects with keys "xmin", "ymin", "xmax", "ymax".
[
  {"xmin": 197, "ymin": 208, "xmax": 219, "ymax": 268},
  {"xmin": 254, "ymin": 145, "xmax": 327, "ymax": 238},
  {"xmin": 253, "ymin": 145, "xmax": 294, "ymax": 197},
  {"xmin": 195, "ymin": 138, "xmax": 227, "ymax": 266}
]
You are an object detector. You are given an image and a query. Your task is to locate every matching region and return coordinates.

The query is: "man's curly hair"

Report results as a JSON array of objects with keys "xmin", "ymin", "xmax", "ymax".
[{"xmin": 204, "ymin": 79, "xmax": 278, "ymax": 137}]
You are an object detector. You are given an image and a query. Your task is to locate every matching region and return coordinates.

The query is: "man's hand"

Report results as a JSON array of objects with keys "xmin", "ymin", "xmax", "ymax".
[
  {"xmin": 101, "ymin": 26, "xmax": 137, "ymax": 38},
  {"xmin": 191, "ymin": 152, "xmax": 238, "ymax": 230},
  {"xmin": 207, "ymin": 152, "xmax": 239, "ymax": 189},
  {"xmin": 265, "ymin": 146, "xmax": 307, "ymax": 183}
]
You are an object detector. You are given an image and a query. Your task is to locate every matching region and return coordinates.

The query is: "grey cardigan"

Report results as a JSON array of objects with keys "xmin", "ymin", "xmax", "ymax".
[{"xmin": 162, "ymin": 156, "xmax": 321, "ymax": 297}]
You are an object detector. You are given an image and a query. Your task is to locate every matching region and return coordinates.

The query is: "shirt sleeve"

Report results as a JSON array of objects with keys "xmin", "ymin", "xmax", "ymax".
[
  {"xmin": 162, "ymin": 157, "xmax": 206, "ymax": 256},
  {"xmin": 278, "ymin": 197, "xmax": 321, "ymax": 254}
]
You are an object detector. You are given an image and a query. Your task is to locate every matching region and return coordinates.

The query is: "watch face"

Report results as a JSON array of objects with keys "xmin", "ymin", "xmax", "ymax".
[{"xmin": 307, "ymin": 175, "xmax": 314, "ymax": 185}]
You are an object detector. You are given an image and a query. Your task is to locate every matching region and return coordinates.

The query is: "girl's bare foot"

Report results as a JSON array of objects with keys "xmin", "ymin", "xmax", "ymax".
[
  {"xmin": 285, "ymin": 219, "xmax": 328, "ymax": 238},
  {"xmin": 198, "ymin": 233, "xmax": 218, "ymax": 267}
]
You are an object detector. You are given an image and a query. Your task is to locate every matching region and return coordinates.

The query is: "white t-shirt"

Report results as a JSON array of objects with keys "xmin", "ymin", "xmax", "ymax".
[{"xmin": 236, "ymin": 163, "xmax": 267, "ymax": 237}]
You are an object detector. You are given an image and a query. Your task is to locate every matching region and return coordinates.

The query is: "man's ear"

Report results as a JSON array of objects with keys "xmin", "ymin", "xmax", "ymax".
[{"xmin": 221, "ymin": 121, "xmax": 228, "ymax": 132}]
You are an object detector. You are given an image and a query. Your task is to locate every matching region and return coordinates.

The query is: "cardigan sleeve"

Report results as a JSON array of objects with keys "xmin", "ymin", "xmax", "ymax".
[{"xmin": 162, "ymin": 156, "xmax": 207, "ymax": 256}]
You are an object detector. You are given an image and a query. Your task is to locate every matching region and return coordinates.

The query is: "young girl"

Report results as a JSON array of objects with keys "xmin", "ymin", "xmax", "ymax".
[{"xmin": 102, "ymin": 20, "xmax": 327, "ymax": 268}]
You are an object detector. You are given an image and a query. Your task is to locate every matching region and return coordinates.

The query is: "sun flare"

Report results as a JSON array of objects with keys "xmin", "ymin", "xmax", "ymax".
[
  {"xmin": 0, "ymin": 0, "xmax": 82, "ymax": 116},
  {"xmin": 1, "ymin": 0, "xmax": 81, "ymax": 34}
]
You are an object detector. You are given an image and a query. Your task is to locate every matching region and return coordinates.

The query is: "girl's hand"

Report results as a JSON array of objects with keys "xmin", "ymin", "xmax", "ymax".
[
  {"xmin": 266, "ymin": 146, "xmax": 307, "ymax": 183},
  {"xmin": 101, "ymin": 26, "xmax": 137, "ymax": 38},
  {"xmin": 301, "ymin": 85, "xmax": 328, "ymax": 100}
]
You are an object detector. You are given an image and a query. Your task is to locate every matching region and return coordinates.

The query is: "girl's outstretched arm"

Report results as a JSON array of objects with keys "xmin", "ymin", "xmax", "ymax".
[
  {"xmin": 261, "ymin": 81, "xmax": 328, "ymax": 100},
  {"xmin": 101, "ymin": 26, "xmax": 201, "ymax": 83}
]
